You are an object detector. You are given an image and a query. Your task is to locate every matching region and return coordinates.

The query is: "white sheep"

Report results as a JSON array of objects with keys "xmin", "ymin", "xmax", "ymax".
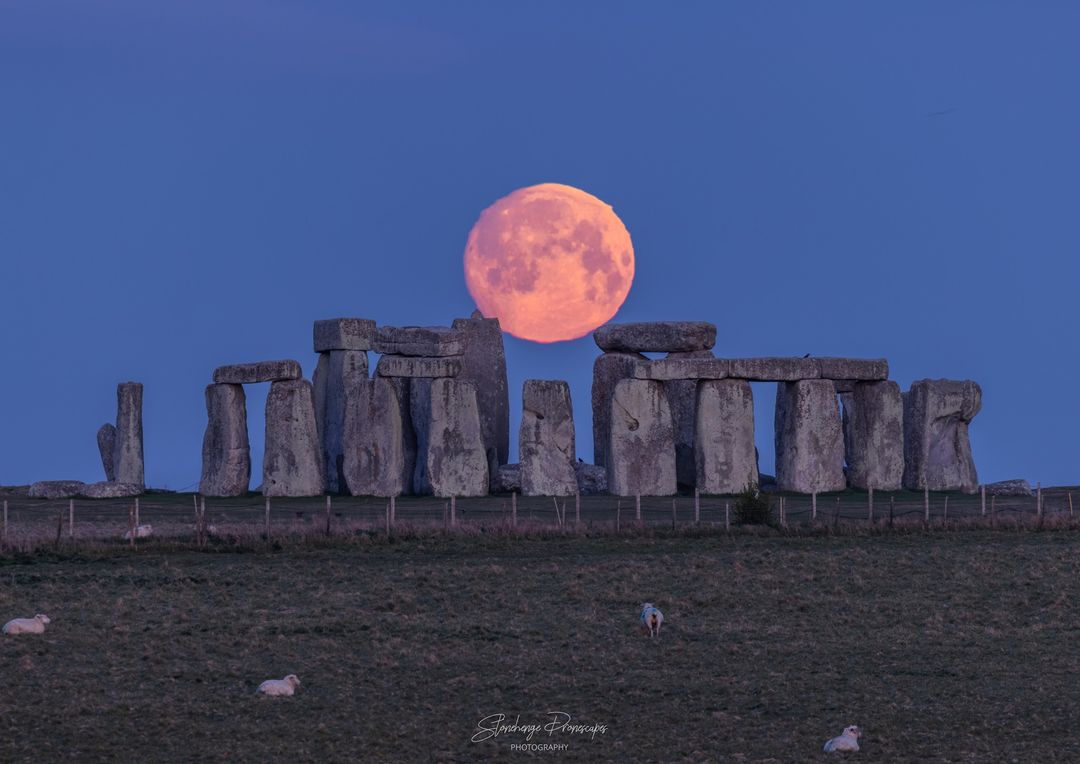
[
  {"xmin": 257, "ymin": 674, "xmax": 300, "ymax": 697},
  {"xmin": 123, "ymin": 524, "xmax": 153, "ymax": 540},
  {"xmin": 3, "ymin": 614, "xmax": 51, "ymax": 635},
  {"xmin": 823, "ymin": 725, "xmax": 861, "ymax": 753},
  {"xmin": 640, "ymin": 603, "xmax": 664, "ymax": 638}
]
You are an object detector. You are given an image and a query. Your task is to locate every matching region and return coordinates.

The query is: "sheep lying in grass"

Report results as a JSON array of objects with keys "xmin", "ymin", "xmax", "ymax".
[
  {"xmin": 823, "ymin": 725, "xmax": 861, "ymax": 753},
  {"xmin": 123, "ymin": 524, "xmax": 153, "ymax": 540},
  {"xmin": 3, "ymin": 614, "xmax": 51, "ymax": 635},
  {"xmin": 639, "ymin": 603, "xmax": 664, "ymax": 638},
  {"xmin": 257, "ymin": 674, "xmax": 300, "ymax": 697}
]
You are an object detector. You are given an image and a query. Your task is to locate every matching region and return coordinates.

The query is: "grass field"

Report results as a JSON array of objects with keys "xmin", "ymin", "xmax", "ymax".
[{"xmin": 4, "ymin": 527, "xmax": 1080, "ymax": 762}]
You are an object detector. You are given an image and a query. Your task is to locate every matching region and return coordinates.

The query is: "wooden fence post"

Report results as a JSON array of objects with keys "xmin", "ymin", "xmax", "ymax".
[
  {"xmin": 811, "ymin": 492, "xmax": 817, "ymax": 521},
  {"xmin": 616, "ymin": 500, "xmax": 621, "ymax": 532},
  {"xmin": 128, "ymin": 501, "xmax": 136, "ymax": 548},
  {"xmin": 991, "ymin": 495, "xmax": 996, "ymax": 524},
  {"xmin": 1069, "ymin": 492, "xmax": 1075, "ymax": 519},
  {"xmin": 671, "ymin": 499, "xmax": 677, "ymax": 530},
  {"xmin": 512, "ymin": 491, "xmax": 517, "ymax": 528},
  {"xmin": 889, "ymin": 495, "xmax": 894, "ymax": 528},
  {"xmin": 2, "ymin": 499, "xmax": 7, "ymax": 545},
  {"xmin": 264, "ymin": 497, "xmax": 271, "ymax": 540},
  {"xmin": 200, "ymin": 496, "xmax": 207, "ymax": 547},
  {"xmin": 725, "ymin": 501, "xmax": 731, "ymax": 532},
  {"xmin": 1036, "ymin": 482, "xmax": 1043, "ymax": 521},
  {"xmin": 980, "ymin": 485, "xmax": 986, "ymax": 517},
  {"xmin": 943, "ymin": 496, "xmax": 949, "ymax": 523},
  {"xmin": 325, "ymin": 495, "xmax": 332, "ymax": 536},
  {"xmin": 868, "ymin": 487, "xmax": 874, "ymax": 523},
  {"xmin": 833, "ymin": 497, "xmax": 840, "ymax": 529},
  {"xmin": 694, "ymin": 488, "xmax": 700, "ymax": 526},
  {"xmin": 135, "ymin": 497, "xmax": 140, "ymax": 527},
  {"xmin": 924, "ymin": 487, "xmax": 930, "ymax": 523},
  {"xmin": 69, "ymin": 499, "xmax": 74, "ymax": 539},
  {"xmin": 635, "ymin": 494, "xmax": 641, "ymax": 523},
  {"xmin": 390, "ymin": 495, "xmax": 396, "ymax": 527},
  {"xmin": 451, "ymin": 496, "xmax": 457, "ymax": 527},
  {"xmin": 575, "ymin": 493, "xmax": 581, "ymax": 526}
]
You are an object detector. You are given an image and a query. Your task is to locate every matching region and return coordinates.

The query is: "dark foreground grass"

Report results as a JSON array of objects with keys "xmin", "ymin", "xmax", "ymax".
[{"xmin": 3, "ymin": 530, "xmax": 1080, "ymax": 762}]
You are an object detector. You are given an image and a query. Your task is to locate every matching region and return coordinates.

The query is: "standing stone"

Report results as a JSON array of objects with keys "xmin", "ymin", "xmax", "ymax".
[
  {"xmin": 903, "ymin": 379, "xmax": 981, "ymax": 493},
  {"xmin": 343, "ymin": 378, "xmax": 405, "ymax": 497},
  {"xmin": 839, "ymin": 392, "xmax": 855, "ymax": 475},
  {"xmin": 426, "ymin": 379, "xmax": 489, "ymax": 497},
  {"xmin": 664, "ymin": 350, "xmax": 713, "ymax": 490},
  {"xmin": 113, "ymin": 382, "xmax": 144, "ymax": 487},
  {"xmin": 592, "ymin": 351, "xmax": 647, "ymax": 468},
  {"xmin": 409, "ymin": 377, "xmax": 434, "ymax": 495},
  {"xmin": 313, "ymin": 350, "xmax": 369, "ymax": 494},
  {"xmin": 263, "ymin": 379, "xmax": 325, "ymax": 497},
  {"xmin": 607, "ymin": 379, "xmax": 677, "ymax": 496},
  {"xmin": 519, "ymin": 380, "xmax": 577, "ymax": 496},
  {"xmin": 694, "ymin": 379, "xmax": 758, "ymax": 494},
  {"xmin": 845, "ymin": 381, "xmax": 904, "ymax": 491},
  {"xmin": 453, "ymin": 311, "xmax": 510, "ymax": 486},
  {"xmin": 97, "ymin": 423, "xmax": 116, "ymax": 482},
  {"xmin": 774, "ymin": 380, "xmax": 846, "ymax": 494},
  {"xmin": 389, "ymin": 377, "xmax": 417, "ymax": 494},
  {"xmin": 199, "ymin": 383, "xmax": 251, "ymax": 497}
]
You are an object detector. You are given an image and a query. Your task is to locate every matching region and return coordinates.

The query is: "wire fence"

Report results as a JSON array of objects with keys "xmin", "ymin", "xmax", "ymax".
[{"xmin": 0, "ymin": 485, "xmax": 1075, "ymax": 554}]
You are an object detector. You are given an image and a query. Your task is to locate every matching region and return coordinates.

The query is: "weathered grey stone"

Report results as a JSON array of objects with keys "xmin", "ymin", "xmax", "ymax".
[
  {"xmin": 519, "ymin": 380, "xmax": 577, "ymax": 496},
  {"xmin": 199, "ymin": 383, "xmax": 250, "ymax": 497},
  {"xmin": 984, "ymin": 479, "xmax": 1033, "ymax": 496},
  {"xmin": 574, "ymin": 463, "xmax": 608, "ymax": 496},
  {"xmin": 97, "ymin": 423, "xmax": 116, "ymax": 482},
  {"xmin": 728, "ymin": 357, "xmax": 820, "ymax": 381},
  {"xmin": 373, "ymin": 326, "xmax": 464, "ymax": 357},
  {"xmin": 695, "ymin": 380, "xmax": 758, "ymax": 494},
  {"xmin": 389, "ymin": 378, "xmax": 417, "ymax": 495},
  {"xmin": 314, "ymin": 351, "xmax": 369, "ymax": 494},
  {"xmin": 409, "ymin": 378, "xmax": 433, "ymax": 495},
  {"xmin": 633, "ymin": 357, "xmax": 729, "ymax": 381},
  {"xmin": 775, "ymin": 380, "xmax": 846, "ymax": 494},
  {"xmin": 592, "ymin": 351, "xmax": 647, "ymax": 468},
  {"xmin": 375, "ymin": 355, "xmax": 462, "ymax": 378},
  {"xmin": 343, "ymin": 378, "xmax": 405, "ymax": 497},
  {"xmin": 426, "ymin": 379, "xmax": 489, "ymax": 497},
  {"xmin": 607, "ymin": 379, "xmax": 677, "ymax": 496},
  {"xmin": 113, "ymin": 382, "xmax": 144, "ymax": 487},
  {"xmin": 29, "ymin": 480, "xmax": 85, "ymax": 499},
  {"xmin": 494, "ymin": 463, "xmax": 521, "ymax": 494},
  {"xmin": 594, "ymin": 321, "xmax": 716, "ymax": 353},
  {"xmin": 840, "ymin": 392, "xmax": 855, "ymax": 477},
  {"xmin": 263, "ymin": 379, "xmax": 325, "ymax": 497},
  {"xmin": 453, "ymin": 311, "xmax": 510, "ymax": 487},
  {"xmin": 817, "ymin": 357, "xmax": 889, "ymax": 381},
  {"xmin": 903, "ymin": 379, "xmax": 981, "ymax": 493},
  {"xmin": 79, "ymin": 481, "xmax": 143, "ymax": 499},
  {"xmin": 843, "ymin": 381, "xmax": 904, "ymax": 490},
  {"xmin": 313, "ymin": 317, "xmax": 376, "ymax": 352},
  {"xmin": 212, "ymin": 360, "xmax": 302, "ymax": 385}
]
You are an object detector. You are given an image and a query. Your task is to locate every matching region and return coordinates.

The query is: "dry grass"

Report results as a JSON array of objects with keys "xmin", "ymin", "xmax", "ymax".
[{"xmin": 3, "ymin": 530, "xmax": 1080, "ymax": 761}]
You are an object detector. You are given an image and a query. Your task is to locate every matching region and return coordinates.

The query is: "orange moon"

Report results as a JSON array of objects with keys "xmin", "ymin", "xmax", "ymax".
[{"xmin": 463, "ymin": 183, "xmax": 635, "ymax": 343}]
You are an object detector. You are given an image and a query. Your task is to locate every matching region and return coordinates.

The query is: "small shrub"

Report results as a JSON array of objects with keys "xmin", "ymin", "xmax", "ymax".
[{"xmin": 734, "ymin": 483, "xmax": 773, "ymax": 525}]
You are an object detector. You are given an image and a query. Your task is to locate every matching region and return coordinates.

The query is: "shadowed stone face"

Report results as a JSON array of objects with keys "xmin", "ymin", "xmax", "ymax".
[
  {"xmin": 695, "ymin": 379, "xmax": 758, "ymax": 495},
  {"xmin": 843, "ymin": 381, "xmax": 904, "ymax": 491},
  {"xmin": 519, "ymin": 380, "xmax": 577, "ymax": 497},
  {"xmin": 263, "ymin": 379, "xmax": 325, "ymax": 497},
  {"xmin": 315, "ymin": 350, "xmax": 369, "ymax": 495},
  {"xmin": 592, "ymin": 351, "xmax": 647, "ymax": 469},
  {"xmin": 903, "ymin": 379, "xmax": 981, "ymax": 493},
  {"xmin": 453, "ymin": 312, "xmax": 510, "ymax": 489},
  {"xmin": 97, "ymin": 423, "xmax": 116, "ymax": 482},
  {"xmin": 774, "ymin": 380, "xmax": 846, "ymax": 494},
  {"xmin": 199, "ymin": 383, "xmax": 250, "ymax": 497},
  {"xmin": 113, "ymin": 382, "xmax": 144, "ymax": 487},
  {"xmin": 607, "ymin": 378, "xmax": 677, "ymax": 497}
]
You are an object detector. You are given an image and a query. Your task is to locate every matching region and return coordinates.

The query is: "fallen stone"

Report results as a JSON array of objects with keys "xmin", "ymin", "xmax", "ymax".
[
  {"xmin": 695, "ymin": 379, "xmax": 758, "ymax": 494},
  {"xmin": 494, "ymin": 463, "xmax": 521, "ymax": 494},
  {"xmin": 632, "ymin": 357, "xmax": 729, "ymax": 381},
  {"xmin": 79, "ymin": 481, "xmax": 143, "ymax": 499},
  {"xmin": 113, "ymin": 382, "xmax": 144, "ymax": 487},
  {"xmin": 594, "ymin": 321, "xmax": 716, "ymax": 353},
  {"xmin": 426, "ymin": 379, "xmax": 489, "ymax": 497},
  {"xmin": 97, "ymin": 423, "xmax": 116, "ymax": 482},
  {"xmin": 375, "ymin": 355, "xmax": 462, "ymax": 378},
  {"xmin": 519, "ymin": 380, "xmax": 577, "ymax": 496},
  {"xmin": 28, "ymin": 480, "xmax": 85, "ymax": 500},
  {"xmin": 453, "ymin": 311, "xmax": 511, "ymax": 487},
  {"xmin": 199, "ymin": 383, "xmax": 250, "ymax": 497},
  {"xmin": 263, "ymin": 379, "xmax": 325, "ymax": 497},
  {"xmin": 843, "ymin": 381, "xmax": 904, "ymax": 490},
  {"xmin": 607, "ymin": 379, "xmax": 677, "ymax": 496},
  {"xmin": 213, "ymin": 360, "xmax": 302, "ymax": 384},
  {"xmin": 373, "ymin": 326, "xmax": 464, "ymax": 357},
  {"xmin": 774, "ymin": 380, "xmax": 846, "ymax": 493},
  {"xmin": 574, "ymin": 463, "xmax": 608, "ymax": 496},
  {"xmin": 984, "ymin": 479, "xmax": 1034, "ymax": 497},
  {"xmin": 343, "ymin": 378, "xmax": 405, "ymax": 497},
  {"xmin": 313, "ymin": 317, "xmax": 377, "ymax": 352},
  {"xmin": 592, "ymin": 351, "xmax": 647, "ymax": 468},
  {"xmin": 316, "ymin": 350, "xmax": 369, "ymax": 494},
  {"xmin": 817, "ymin": 357, "xmax": 889, "ymax": 381},
  {"xmin": 903, "ymin": 379, "xmax": 981, "ymax": 493},
  {"xmin": 728, "ymin": 357, "xmax": 819, "ymax": 381}
]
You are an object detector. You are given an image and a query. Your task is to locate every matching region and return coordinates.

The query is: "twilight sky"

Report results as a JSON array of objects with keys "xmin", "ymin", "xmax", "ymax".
[{"xmin": 1, "ymin": 1, "xmax": 1077, "ymax": 490}]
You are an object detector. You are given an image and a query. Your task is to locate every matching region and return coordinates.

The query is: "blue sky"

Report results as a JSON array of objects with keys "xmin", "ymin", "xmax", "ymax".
[{"xmin": 1, "ymin": 1, "xmax": 1077, "ymax": 489}]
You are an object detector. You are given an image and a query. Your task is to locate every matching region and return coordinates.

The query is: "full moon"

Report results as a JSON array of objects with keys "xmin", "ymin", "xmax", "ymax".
[{"xmin": 463, "ymin": 183, "xmax": 635, "ymax": 343}]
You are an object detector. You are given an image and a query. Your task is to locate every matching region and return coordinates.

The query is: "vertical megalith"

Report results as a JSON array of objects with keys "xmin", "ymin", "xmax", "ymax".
[
  {"xmin": 263, "ymin": 379, "xmax": 325, "ymax": 497},
  {"xmin": 199, "ymin": 383, "xmax": 251, "ymax": 497},
  {"xmin": 903, "ymin": 379, "xmax": 981, "ymax": 492},
  {"xmin": 774, "ymin": 380, "xmax": 846, "ymax": 493},
  {"xmin": 343, "ymin": 378, "xmax": 405, "ymax": 497},
  {"xmin": 113, "ymin": 382, "xmax": 144, "ymax": 487},
  {"xmin": 316, "ymin": 350, "xmax": 369, "ymax": 494},
  {"xmin": 694, "ymin": 379, "xmax": 758, "ymax": 494},
  {"xmin": 845, "ymin": 381, "xmax": 904, "ymax": 490},
  {"xmin": 607, "ymin": 379, "xmax": 677, "ymax": 496},
  {"xmin": 426, "ymin": 378, "xmax": 489, "ymax": 497},
  {"xmin": 97, "ymin": 423, "xmax": 116, "ymax": 482},
  {"xmin": 409, "ymin": 378, "xmax": 434, "ymax": 495},
  {"xmin": 664, "ymin": 349, "xmax": 714, "ymax": 490},
  {"xmin": 519, "ymin": 380, "xmax": 577, "ymax": 496},
  {"xmin": 453, "ymin": 311, "xmax": 510, "ymax": 486},
  {"xmin": 591, "ymin": 351, "xmax": 648, "ymax": 468}
]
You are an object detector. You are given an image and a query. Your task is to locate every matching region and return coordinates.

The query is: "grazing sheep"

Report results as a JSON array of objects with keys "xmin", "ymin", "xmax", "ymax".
[
  {"xmin": 3, "ymin": 614, "xmax": 51, "ymax": 635},
  {"xmin": 639, "ymin": 603, "xmax": 664, "ymax": 638},
  {"xmin": 257, "ymin": 674, "xmax": 300, "ymax": 697},
  {"xmin": 823, "ymin": 725, "xmax": 861, "ymax": 753},
  {"xmin": 123, "ymin": 524, "xmax": 153, "ymax": 540}
]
